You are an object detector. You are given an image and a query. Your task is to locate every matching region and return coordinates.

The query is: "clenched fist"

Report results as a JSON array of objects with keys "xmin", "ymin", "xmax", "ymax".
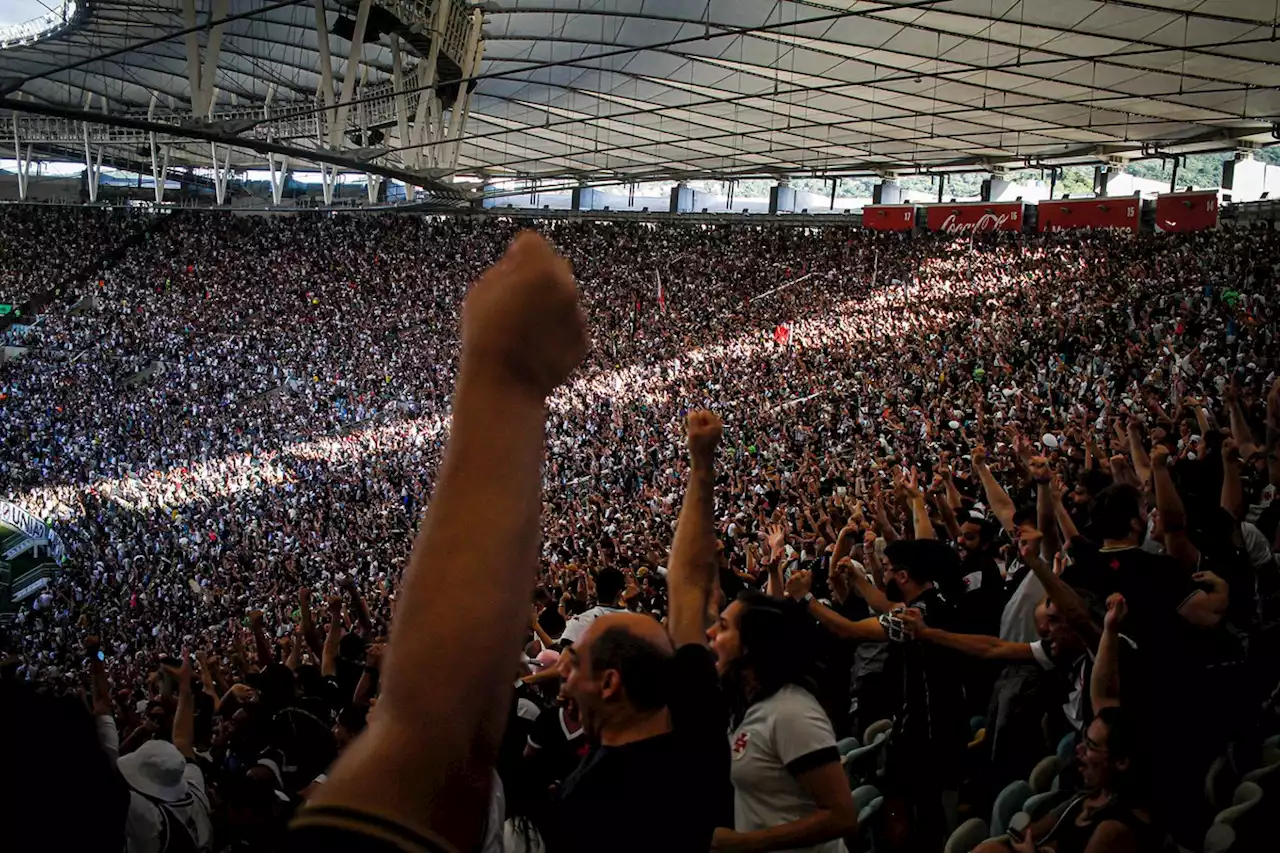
[
  {"xmin": 461, "ymin": 231, "xmax": 587, "ymax": 399},
  {"xmin": 686, "ymin": 409, "xmax": 723, "ymax": 466}
]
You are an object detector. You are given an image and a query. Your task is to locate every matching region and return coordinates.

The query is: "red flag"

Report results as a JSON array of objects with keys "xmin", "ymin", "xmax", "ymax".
[
  {"xmin": 774, "ymin": 324, "xmax": 790, "ymax": 345},
  {"xmin": 656, "ymin": 272, "xmax": 667, "ymax": 315}
]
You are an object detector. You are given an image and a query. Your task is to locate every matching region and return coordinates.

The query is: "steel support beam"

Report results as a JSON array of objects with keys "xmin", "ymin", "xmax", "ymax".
[
  {"xmin": 268, "ymin": 154, "xmax": 289, "ymax": 205},
  {"xmin": 329, "ymin": 0, "xmax": 372, "ymax": 149},
  {"xmin": 211, "ymin": 142, "xmax": 232, "ymax": 205},
  {"xmin": 12, "ymin": 118, "xmax": 33, "ymax": 200},
  {"xmin": 149, "ymin": 133, "xmax": 170, "ymax": 203},
  {"xmin": 312, "ymin": 0, "xmax": 338, "ymax": 143},
  {"xmin": 82, "ymin": 124, "xmax": 103, "ymax": 203},
  {"xmin": 446, "ymin": 11, "xmax": 484, "ymax": 171},
  {"xmin": 444, "ymin": 9, "xmax": 482, "ymax": 171},
  {"xmin": 366, "ymin": 173, "xmax": 382, "ymax": 204},
  {"xmin": 199, "ymin": 0, "xmax": 230, "ymax": 119},
  {"xmin": 411, "ymin": 0, "xmax": 448, "ymax": 169},
  {"xmin": 390, "ymin": 34, "xmax": 410, "ymax": 162}
]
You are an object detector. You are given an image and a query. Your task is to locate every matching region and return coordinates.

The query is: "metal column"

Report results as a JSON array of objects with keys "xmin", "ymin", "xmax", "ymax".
[
  {"xmin": 445, "ymin": 10, "xmax": 484, "ymax": 171},
  {"xmin": 11, "ymin": 119, "xmax": 33, "ymax": 200}
]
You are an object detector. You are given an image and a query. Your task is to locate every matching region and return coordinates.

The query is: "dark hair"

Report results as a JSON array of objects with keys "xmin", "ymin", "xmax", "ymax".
[
  {"xmin": 0, "ymin": 681, "xmax": 129, "ymax": 853},
  {"xmin": 1095, "ymin": 706, "xmax": 1147, "ymax": 799},
  {"xmin": 727, "ymin": 590, "xmax": 820, "ymax": 720},
  {"xmin": 1012, "ymin": 505, "xmax": 1037, "ymax": 529},
  {"xmin": 882, "ymin": 538, "xmax": 957, "ymax": 585},
  {"xmin": 1089, "ymin": 484, "xmax": 1142, "ymax": 541},
  {"xmin": 588, "ymin": 624, "xmax": 672, "ymax": 711},
  {"xmin": 595, "ymin": 567, "xmax": 626, "ymax": 606}
]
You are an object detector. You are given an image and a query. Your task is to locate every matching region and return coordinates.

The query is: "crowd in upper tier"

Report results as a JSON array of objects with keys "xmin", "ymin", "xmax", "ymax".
[{"xmin": 1, "ymin": 205, "xmax": 1278, "ymax": 853}]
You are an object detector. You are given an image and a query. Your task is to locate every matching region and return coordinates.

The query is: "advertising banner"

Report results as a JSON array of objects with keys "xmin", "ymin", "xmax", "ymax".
[
  {"xmin": 1038, "ymin": 196, "xmax": 1140, "ymax": 232},
  {"xmin": 862, "ymin": 205, "xmax": 916, "ymax": 232},
  {"xmin": 925, "ymin": 202, "xmax": 1024, "ymax": 234},
  {"xmin": 1155, "ymin": 191, "xmax": 1219, "ymax": 232},
  {"xmin": 0, "ymin": 501, "xmax": 66, "ymax": 563}
]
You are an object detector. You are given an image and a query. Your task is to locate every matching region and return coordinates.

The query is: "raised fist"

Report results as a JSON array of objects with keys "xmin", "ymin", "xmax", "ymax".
[
  {"xmin": 1104, "ymin": 593, "xmax": 1127, "ymax": 631},
  {"xmin": 971, "ymin": 446, "xmax": 988, "ymax": 466},
  {"xmin": 785, "ymin": 569, "xmax": 813, "ymax": 600},
  {"xmin": 461, "ymin": 231, "xmax": 587, "ymax": 398},
  {"xmin": 1028, "ymin": 456, "xmax": 1051, "ymax": 484},
  {"xmin": 686, "ymin": 410, "xmax": 723, "ymax": 464},
  {"xmin": 1149, "ymin": 444, "xmax": 1170, "ymax": 468}
]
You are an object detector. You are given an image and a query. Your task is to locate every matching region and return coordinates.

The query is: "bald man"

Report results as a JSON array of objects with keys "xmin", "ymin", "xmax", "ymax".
[
  {"xmin": 544, "ymin": 411, "xmax": 731, "ymax": 853},
  {"xmin": 549, "ymin": 611, "xmax": 725, "ymax": 853}
]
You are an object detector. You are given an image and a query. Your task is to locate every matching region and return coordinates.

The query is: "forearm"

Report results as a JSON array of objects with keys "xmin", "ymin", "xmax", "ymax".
[
  {"xmin": 1025, "ymin": 552, "xmax": 1098, "ymax": 642},
  {"xmin": 252, "ymin": 625, "xmax": 273, "ymax": 668},
  {"xmin": 1221, "ymin": 458, "xmax": 1245, "ymax": 520},
  {"xmin": 976, "ymin": 463, "xmax": 1015, "ymax": 533},
  {"xmin": 322, "ymin": 622, "xmax": 343, "ymax": 677},
  {"xmin": 730, "ymin": 810, "xmax": 856, "ymax": 852},
  {"xmin": 1195, "ymin": 405, "xmax": 1211, "ymax": 437},
  {"xmin": 1036, "ymin": 484, "xmax": 1061, "ymax": 559},
  {"xmin": 766, "ymin": 558, "xmax": 784, "ymax": 599},
  {"xmin": 89, "ymin": 660, "xmax": 112, "ymax": 717},
  {"xmin": 172, "ymin": 682, "xmax": 195, "ymax": 758},
  {"xmin": 310, "ymin": 373, "xmax": 547, "ymax": 848},
  {"xmin": 1091, "ymin": 629, "xmax": 1122, "ymax": 715},
  {"xmin": 807, "ymin": 601, "xmax": 884, "ymax": 641},
  {"xmin": 300, "ymin": 598, "xmax": 323, "ymax": 657},
  {"xmin": 1228, "ymin": 401, "xmax": 1259, "ymax": 458},
  {"xmin": 944, "ymin": 477, "xmax": 963, "ymax": 511},
  {"xmin": 1127, "ymin": 428, "xmax": 1152, "ymax": 485},
  {"xmin": 667, "ymin": 462, "xmax": 717, "ymax": 645},
  {"xmin": 910, "ymin": 496, "xmax": 935, "ymax": 540},
  {"xmin": 347, "ymin": 585, "xmax": 375, "ymax": 636},
  {"xmin": 853, "ymin": 579, "xmax": 893, "ymax": 615},
  {"xmin": 1053, "ymin": 494, "xmax": 1080, "ymax": 541},
  {"xmin": 916, "ymin": 626, "xmax": 1031, "ymax": 661}
]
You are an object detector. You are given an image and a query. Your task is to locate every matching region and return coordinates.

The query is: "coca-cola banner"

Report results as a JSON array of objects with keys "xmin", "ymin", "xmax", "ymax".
[
  {"xmin": 1037, "ymin": 197, "xmax": 1140, "ymax": 232},
  {"xmin": 1155, "ymin": 191, "xmax": 1219, "ymax": 232},
  {"xmin": 862, "ymin": 205, "xmax": 916, "ymax": 232},
  {"xmin": 925, "ymin": 202, "xmax": 1024, "ymax": 234}
]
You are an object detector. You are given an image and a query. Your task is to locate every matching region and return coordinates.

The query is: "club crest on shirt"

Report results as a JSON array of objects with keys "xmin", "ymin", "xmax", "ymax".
[{"xmin": 732, "ymin": 731, "xmax": 751, "ymax": 759}]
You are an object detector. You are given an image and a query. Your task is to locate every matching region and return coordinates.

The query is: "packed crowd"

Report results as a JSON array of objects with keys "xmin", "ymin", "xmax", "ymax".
[{"xmin": 2, "ymin": 205, "xmax": 1279, "ymax": 853}]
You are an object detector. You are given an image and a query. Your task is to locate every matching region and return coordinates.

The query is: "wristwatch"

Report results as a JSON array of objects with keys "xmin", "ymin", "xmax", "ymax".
[{"xmin": 801, "ymin": 592, "xmax": 814, "ymax": 604}]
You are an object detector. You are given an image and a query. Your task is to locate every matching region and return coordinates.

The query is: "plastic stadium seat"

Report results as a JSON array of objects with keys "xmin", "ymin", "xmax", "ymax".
[
  {"xmin": 1028, "ymin": 755, "xmax": 1062, "ymax": 793},
  {"xmin": 1021, "ymin": 788, "xmax": 1069, "ymax": 821},
  {"xmin": 1213, "ymin": 781, "xmax": 1263, "ymax": 827},
  {"xmin": 852, "ymin": 785, "xmax": 880, "ymax": 811},
  {"xmin": 863, "ymin": 718, "xmax": 893, "ymax": 744},
  {"xmin": 943, "ymin": 818, "xmax": 989, "ymax": 853},
  {"xmin": 842, "ymin": 731, "xmax": 889, "ymax": 786},
  {"xmin": 1203, "ymin": 822, "xmax": 1236, "ymax": 853},
  {"xmin": 1204, "ymin": 754, "xmax": 1236, "ymax": 813},
  {"xmin": 1242, "ymin": 760, "xmax": 1280, "ymax": 786},
  {"xmin": 1262, "ymin": 734, "xmax": 1280, "ymax": 768},
  {"xmin": 1056, "ymin": 732, "xmax": 1076, "ymax": 764},
  {"xmin": 990, "ymin": 780, "xmax": 1032, "ymax": 837},
  {"xmin": 837, "ymin": 736, "xmax": 862, "ymax": 757}
]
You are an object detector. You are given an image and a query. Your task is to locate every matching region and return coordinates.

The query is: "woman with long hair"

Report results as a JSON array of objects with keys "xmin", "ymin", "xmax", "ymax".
[
  {"xmin": 974, "ymin": 707, "xmax": 1159, "ymax": 853},
  {"xmin": 707, "ymin": 590, "xmax": 859, "ymax": 853}
]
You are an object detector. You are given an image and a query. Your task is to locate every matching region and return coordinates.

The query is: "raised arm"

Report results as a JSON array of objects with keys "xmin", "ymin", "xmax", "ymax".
[
  {"xmin": 1091, "ymin": 595, "xmax": 1126, "ymax": 716},
  {"xmin": 298, "ymin": 586, "xmax": 323, "ymax": 658},
  {"xmin": 340, "ymin": 575, "xmax": 375, "ymax": 637},
  {"xmin": 1225, "ymin": 379, "xmax": 1260, "ymax": 460},
  {"xmin": 1030, "ymin": 457, "xmax": 1061, "ymax": 560},
  {"xmin": 1020, "ymin": 530, "xmax": 1100, "ymax": 645},
  {"xmin": 302, "ymin": 232, "xmax": 586, "ymax": 852},
  {"xmin": 1221, "ymin": 439, "xmax": 1245, "ymax": 520},
  {"xmin": 972, "ymin": 447, "xmax": 1016, "ymax": 535},
  {"xmin": 667, "ymin": 410, "xmax": 723, "ymax": 647},
  {"xmin": 1150, "ymin": 445, "xmax": 1199, "ymax": 570},
  {"xmin": 1126, "ymin": 419, "xmax": 1152, "ymax": 486},
  {"xmin": 788, "ymin": 571, "xmax": 888, "ymax": 641},
  {"xmin": 903, "ymin": 610, "xmax": 1035, "ymax": 662},
  {"xmin": 765, "ymin": 524, "xmax": 787, "ymax": 599},
  {"xmin": 162, "ymin": 652, "xmax": 195, "ymax": 759}
]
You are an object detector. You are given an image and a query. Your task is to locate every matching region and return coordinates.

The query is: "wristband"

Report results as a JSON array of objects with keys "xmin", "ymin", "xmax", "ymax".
[{"xmin": 802, "ymin": 592, "xmax": 814, "ymax": 604}]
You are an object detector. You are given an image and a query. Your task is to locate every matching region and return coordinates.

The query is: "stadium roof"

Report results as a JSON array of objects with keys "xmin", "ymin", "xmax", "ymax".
[{"xmin": 1, "ymin": 0, "xmax": 1277, "ymax": 202}]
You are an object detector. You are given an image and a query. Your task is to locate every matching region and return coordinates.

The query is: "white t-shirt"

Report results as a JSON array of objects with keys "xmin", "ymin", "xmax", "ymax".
[
  {"xmin": 729, "ymin": 684, "xmax": 847, "ymax": 853},
  {"xmin": 999, "ymin": 564, "xmax": 1046, "ymax": 644},
  {"xmin": 559, "ymin": 605, "xmax": 626, "ymax": 645}
]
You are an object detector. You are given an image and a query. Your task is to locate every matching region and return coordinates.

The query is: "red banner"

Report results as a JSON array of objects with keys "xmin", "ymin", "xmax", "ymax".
[
  {"xmin": 1037, "ymin": 196, "xmax": 1140, "ymax": 232},
  {"xmin": 862, "ymin": 205, "xmax": 916, "ymax": 232},
  {"xmin": 774, "ymin": 324, "xmax": 790, "ymax": 345},
  {"xmin": 925, "ymin": 202, "xmax": 1024, "ymax": 234},
  {"xmin": 1155, "ymin": 191, "xmax": 1218, "ymax": 232}
]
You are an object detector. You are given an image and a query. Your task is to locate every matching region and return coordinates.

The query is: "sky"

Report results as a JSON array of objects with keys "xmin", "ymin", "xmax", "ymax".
[{"xmin": 0, "ymin": 1, "xmax": 67, "ymax": 27}]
